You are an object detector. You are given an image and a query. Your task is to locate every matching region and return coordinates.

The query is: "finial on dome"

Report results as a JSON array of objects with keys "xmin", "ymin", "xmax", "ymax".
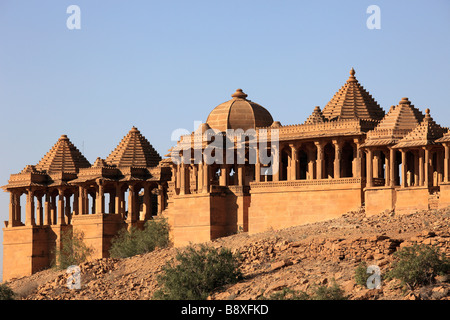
[
  {"xmin": 231, "ymin": 88, "xmax": 248, "ymax": 99},
  {"xmin": 59, "ymin": 134, "xmax": 68, "ymax": 140},
  {"xmin": 347, "ymin": 68, "xmax": 356, "ymax": 82},
  {"xmin": 399, "ymin": 97, "xmax": 411, "ymax": 105},
  {"xmin": 425, "ymin": 108, "xmax": 431, "ymax": 120},
  {"xmin": 314, "ymin": 106, "xmax": 321, "ymax": 112},
  {"xmin": 130, "ymin": 126, "xmax": 139, "ymax": 132}
]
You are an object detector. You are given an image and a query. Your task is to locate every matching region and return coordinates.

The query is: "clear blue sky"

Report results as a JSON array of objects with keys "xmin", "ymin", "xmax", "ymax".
[{"xmin": 1, "ymin": 0, "xmax": 449, "ymax": 280}]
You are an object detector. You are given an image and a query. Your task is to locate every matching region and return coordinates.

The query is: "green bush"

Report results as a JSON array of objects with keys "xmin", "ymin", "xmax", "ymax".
[
  {"xmin": 354, "ymin": 261, "xmax": 369, "ymax": 287},
  {"xmin": 109, "ymin": 218, "xmax": 170, "ymax": 258},
  {"xmin": 0, "ymin": 282, "xmax": 15, "ymax": 300},
  {"xmin": 53, "ymin": 229, "xmax": 94, "ymax": 270},
  {"xmin": 311, "ymin": 280, "xmax": 347, "ymax": 300},
  {"xmin": 153, "ymin": 244, "xmax": 242, "ymax": 300},
  {"xmin": 262, "ymin": 287, "xmax": 309, "ymax": 300},
  {"xmin": 261, "ymin": 280, "xmax": 347, "ymax": 300},
  {"xmin": 386, "ymin": 244, "xmax": 450, "ymax": 288}
]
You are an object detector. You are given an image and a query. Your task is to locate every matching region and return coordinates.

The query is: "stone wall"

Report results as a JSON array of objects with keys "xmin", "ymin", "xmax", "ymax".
[
  {"xmin": 168, "ymin": 187, "xmax": 250, "ymax": 247},
  {"xmin": 438, "ymin": 183, "xmax": 450, "ymax": 209},
  {"xmin": 394, "ymin": 187, "xmax": 430, "ymax": 215},
  {"xmin": 2, "ymin": 224, "xmax": 71, "ymax": 281},
  {"xmin": 365, "ymin": 187, "xmax": 396, "ymax": 216},
  {"xmin": 72, "ymin": 214, "xmax": 126, "ymax": 259},
  {"xmin": 248, "ymin": 178, "xmax": 364, "ymax": 234}
]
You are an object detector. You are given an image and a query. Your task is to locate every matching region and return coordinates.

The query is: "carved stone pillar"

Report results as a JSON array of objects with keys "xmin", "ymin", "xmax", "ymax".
[
  {"xmin": 372, "ymin": 151, "xmax": 380, "ymax": 179},
  {"xmin": 180, "ymin": 164, "xmax": 187, "ymax": 194},
  {"xmin": 238, "ymin": 164, "xmax": 244, "ymax": 186},
  {"xmin": 384, "ymin": 150, "xmax": 390, "ymax": 187},
  {"xmin": 44, "ymin": 193, "xmax": 51, "ymax": 225},
  {"xmin": 414, "ymin": 150, "xmax": 420, "ymax": 186},
  {"xmin": 272, "ymin": 145, "xmax": 280, "ymax": 182},
  {"xmin": 436, "ymin": 150, "xmax": 443, "ymax": 186},
  {"xmin": 143, "ymin": 185, "xmax": 152, "ymax": 220},
  {"xmin": 176, "ymin": 164, "xmax": 181, "ymax": 190},
  {"xmin": 36, "ymin": 195, "xmax": 43, "ymax": 226},
  {"xmin": 444, "ymin": 144, "xmax": 449, "ymax": 183},
  {"xmin": 424, "ymin": 147, "xmax": 430, "ymax": 187},
  {"xmin": 366, "ymin": 149, "xmax": 373, "ymax": 187},
  {"xmin": 25, "ymin": 189, "xmax": 35, "ymax": 226},
  {"xmin": 115, "ymin": 184, "xmax": 122, "ymax": 216},
  {"xmin": 307, "ymin": 148, "xmax": 315, "ymax": 180},
  {"xmin": 203, "ymin": 163, "xmax": 210, "ymax": 193},
  {"xmin": 198, "ymin": 163, "xmax": 204, "ymax": 192},
  {"xmin": 83, "ymin": 189, "xmax": 89, "ymax": 215},
  {"xmin": 171, "ymin": 164, "xmax": 177, "ymax": 184},
  {"xmin": 96, "ymin": 180, "xmax": 105, "ymax": 214},
  {"xmin": 290, "ymin": 144, "xmax": 298, "ymax": 180},
  {"xmin": 219, "ymin": 165, "xmax": 228, "ymax": 186},
  {"xmin": 400, "ymin": 149, "xmax": 407, "ymax": 188},
  {"xmin": 315, "ymin": 141, "xmax": 324, "ymax": 179},
  {"xmin": 389, "ymin": 148, "xmax": 395, "ymax": 187},
  {"xmin": 333, "ymin": 140, "xmax": 341, "ymax": 179},
  {"xmin": 418, "ymin": 149, "xmax": 424, "ymax": 186},
  {"xmin": 353, "ymin": 139, "xmax": 362, "ymax": 178},
  {"xmin": 65, "ymin": 193, "xmax": 72, "ymax": 223},
  {"xmin": 157, "ymin": 184, "xmax": 164, "ymax": 215},
  {"xmin": 78, "ymin": 186, "xmax": 85, "ymax": 215},
  {"xmin": 191, "ymin": 165, "xmax": 198, "ymax": 192},
  {"xmin": 58, "ymin": 188, "xmax": 66, "ymax": 225},
  {"xmin": 127, "ymin": 184, "xmax": 135, "ymax": 222},
  {"xmin": 255, "ymin": 147, "xmax": 261, "ymax": 182},
  {"xmin": 8, "ymin": 191, "xmax": 16, "ymax": 228}
]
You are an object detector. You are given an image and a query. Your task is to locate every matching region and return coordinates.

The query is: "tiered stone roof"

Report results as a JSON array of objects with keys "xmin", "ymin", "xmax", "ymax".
[
  {"xmin": 304, "ymin": 106, "xmax": 326, "ymax": 125},
  {"xmin": 322, "ymin": 68, "xmax": 385, "ymax": 121},
  {"xmin": 206, "ymin": 89, "xmax": 274, "ymax": 132},
  {"xmin": 436, "ymin": 132, "xmax": 450, "ymax": 144},
  {"xmin": 105, "ymin": 127, "xmax": 161, "ymax": 168},
  {"xmin": 361, "ymin": 97, "xmax": 425, "ymax": 147},
  {"xmin": 35, "ymin": 135, "xmax": 91, "ymax": 173},
  {"xmin": 393, "ymin": 109, "xmax": 448, "ymax": 148}
]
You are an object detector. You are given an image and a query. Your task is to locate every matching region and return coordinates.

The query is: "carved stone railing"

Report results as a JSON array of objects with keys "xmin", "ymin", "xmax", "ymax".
[{"xmin": 249, "ymin": 177, "xmax": 366, "ymax": 189}]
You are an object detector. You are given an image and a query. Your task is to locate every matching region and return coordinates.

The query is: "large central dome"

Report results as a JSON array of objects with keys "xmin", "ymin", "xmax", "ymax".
[{"xmin": 206, "ymin": 89, "xmax": 274, "ymax": 132}]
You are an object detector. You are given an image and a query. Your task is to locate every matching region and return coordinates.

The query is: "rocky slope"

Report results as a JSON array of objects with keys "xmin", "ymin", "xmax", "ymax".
[{"xmin": 6, "ymin": 207, "xmax": 450, "ymax": 300}]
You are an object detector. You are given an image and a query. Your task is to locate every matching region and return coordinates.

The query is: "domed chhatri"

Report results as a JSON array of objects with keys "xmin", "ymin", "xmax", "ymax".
[{"xmin": 206, "ymin": 88, "xmax": 274, "ymax": 132}]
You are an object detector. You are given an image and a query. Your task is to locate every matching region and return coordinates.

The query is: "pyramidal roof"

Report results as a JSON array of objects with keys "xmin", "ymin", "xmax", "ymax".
[
  {"xmin": 106, "ymin": 127, "xmax": 161, "ymax": 168},
  {"xmin": 362, "ymin": 97, "xmax": 425, "ymax": 147},
  {"xmin": 304, "ymin": 106, "xmax": 326, "ymax": 125},
  {"xmin": 376, "ymin": 98, "xmax": 424, "ymax": 131},
  {"xmin": 322, "ymin": 68, "xmax": 385, "ymax": 121},
  {"xmin": 35, "ymin": 135, "xmax": 91, "ymax": 173},
  {"xmin": 393, "ymin": 109, "xmax": 448, "ymax": 148}
]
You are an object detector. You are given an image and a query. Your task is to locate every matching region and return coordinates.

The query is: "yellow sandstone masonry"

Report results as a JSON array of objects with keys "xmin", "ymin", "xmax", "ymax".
[{"xmin": 3, "ymin": 69, "xmax": 450, "ymax": 280}]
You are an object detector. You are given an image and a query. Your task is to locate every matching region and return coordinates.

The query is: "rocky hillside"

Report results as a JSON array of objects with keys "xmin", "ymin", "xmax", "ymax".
[{"xmin": 6, "ymin": 207, "xmax": 450, "ymax": 300}]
